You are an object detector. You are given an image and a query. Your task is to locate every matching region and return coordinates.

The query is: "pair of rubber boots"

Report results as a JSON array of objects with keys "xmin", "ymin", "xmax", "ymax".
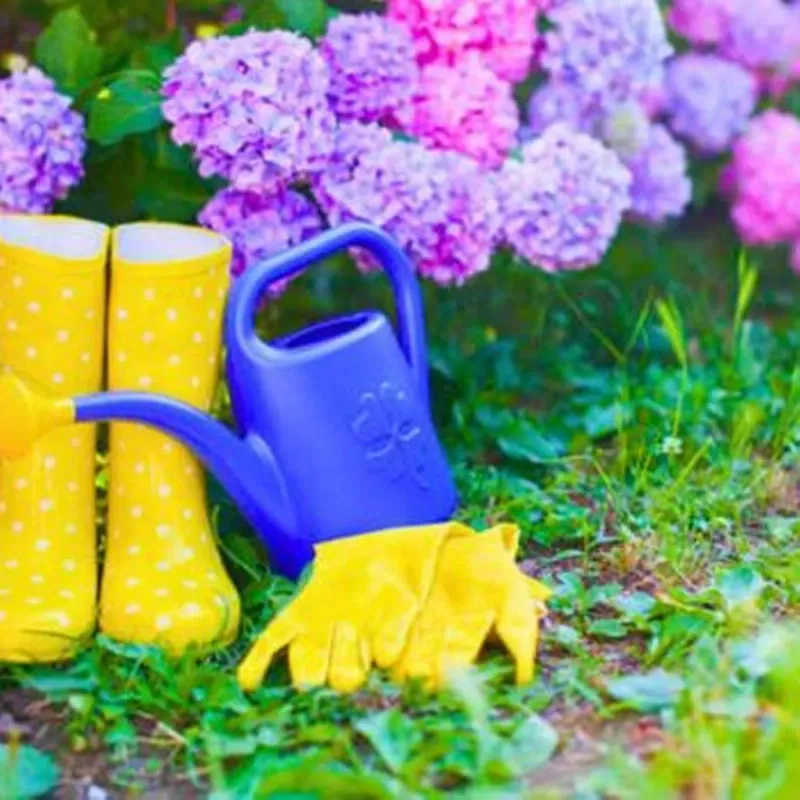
[{"xmin": 0, "ymin": 214, "xmax": 240, "ymax": 663}]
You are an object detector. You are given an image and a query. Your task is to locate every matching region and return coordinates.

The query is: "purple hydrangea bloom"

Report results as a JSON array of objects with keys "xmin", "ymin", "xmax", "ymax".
[
  {"xmin": 527, "ymin": 81, "xmax": 599, "ymax": 136},
  {"xmin": 199, "ymin": 187, "xmax": 324, "ymax": 283},
  {"xmin": 719, "ymin": 0, "xmax": 795, "ymax": 70},
  {"xmin": 542, "ymin": 0, "xmax": 672, "ymax": 106},
  {"xmin": 322, "ymin": 139, "xmax": 501, "ymax": 286},
  {"xmin": 497, "ymin": 124, "xmax": 632, "ymax": 272},
  {"xmin": 0, "ymin": 68, "xmax": 85, "ymax": 213},
  {"xmin": 623, "ymin": 124, "xmax": 692, "ymax": 224},
  {"xmin": 163, "ymin": 30, "xmax": 336, "ymax": 193},
  {"xmin": 313, "ymin": 121, "xmax": 394, "ymax": 218},
  {"xmin": 321, "ymin": 13, "xmax": 419, "ymax": 124},
  {"xmin": 664, "ymin": 54, "xmax": 757, "ymax": 155}
]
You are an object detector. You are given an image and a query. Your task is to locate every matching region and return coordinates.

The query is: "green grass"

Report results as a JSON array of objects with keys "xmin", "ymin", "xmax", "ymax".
[{"xmin": 2, "ymin": 213, "xmax": 800, "ymax": 798}]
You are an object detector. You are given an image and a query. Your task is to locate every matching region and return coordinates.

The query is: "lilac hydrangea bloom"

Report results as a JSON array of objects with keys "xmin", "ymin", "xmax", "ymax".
[
  {"xmin": 527, "ymin": 81, "xmax": 598, "ymax": 136},
  {"xmin": 664, "ymin": 54, "xmax": 757, "ymax": 155},
  {"xmin": 320, "ymin": 14, "xmax": 419, "ymax": 124},
  {"xmin": 719, "ymin": 0, "xmax": 795, "ymax": 70},
  {"xmin": 313, "ymin": 121, "xmax": 393, "ymax": 218},
  {"xmin": 322, "ymin": 139, "xmax": 501, "ymax": 286},
  {"xmin": 542, "ymin": 0, "xmax": 672, "ymax": 106},
  {"xmin": 497, "ymin": 124, "xmax": 632, "ymax": 272},
  {"xmin": 199, "ymin": 187, "xmax": 324, "ymax": 282},
  {"xmin": 623, "ymin": 124, "xmax": 692, "ymax": 224},
  {"xmin": 163, "ymin": 30, "xmax": 336, "ymax": 193},
  {"xmin": 0, "ymin": 68, "xmax": 85, "ymax": 213}
]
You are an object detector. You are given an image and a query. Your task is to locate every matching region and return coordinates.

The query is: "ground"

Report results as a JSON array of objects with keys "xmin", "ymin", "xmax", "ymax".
[{"xmin": 2, "ymin": 210, "xmax": 800, "ymax": 798}]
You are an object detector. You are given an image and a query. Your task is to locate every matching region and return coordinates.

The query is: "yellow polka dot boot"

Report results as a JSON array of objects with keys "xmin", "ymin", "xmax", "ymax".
[
  {"xmin": 100, "ymin": 223, "xmax": 241, "ymax": 653},
  {"xmin": 0, "ymin": 215, "xmax": 108, "ymax": 663}
]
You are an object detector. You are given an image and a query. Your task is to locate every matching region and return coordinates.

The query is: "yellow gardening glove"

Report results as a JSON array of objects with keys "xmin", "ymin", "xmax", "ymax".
[
  {"xmin": 237, "ymin": 522, "xmax": 474, "ymax": 693},
  {"xmin": 393, "ymin": 524, "xmax": 551, "ymax": 689}
]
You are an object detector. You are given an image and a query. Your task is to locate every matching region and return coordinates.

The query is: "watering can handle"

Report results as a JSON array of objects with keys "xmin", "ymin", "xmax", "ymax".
[{"xmin": 227, "ymin": 223, "xmax": 431, "ymax": 407}]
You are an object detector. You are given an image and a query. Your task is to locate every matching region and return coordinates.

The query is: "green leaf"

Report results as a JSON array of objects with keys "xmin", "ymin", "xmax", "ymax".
[
  {"xmin": 500, "ymin": 715, "xmax": 558, "ymax": 774},
  {"xmin": 356, "ymin": 710, "xmax": 418, "ymax": 775},
  {"xmin": 244, "ymin": 0, "xmax": 328, "ymax": 36},
  {"xmin": 606, "ymin": 670, "xmax": 684, "ymax": 712},
  {"xmin": 715, "ymin": 566, "xmax": 766, "ymax": 610},
  {"xmin": 0, "ymin": 744, "xmax": 60, "ymax": 798},
  {"xmin": 35, "ymin": 8, "xmax": 103, "ymax": 96},
  {"xmin": 588, "ymin": 619, "xmax": 628, "ymax": 639},
  {"xmin": 275, "ymin": 0, "xmax": 329, "ymax": 37},
  {"xmin": 88, "ymin": 71, "xmax": 164, "ymax": 146}
]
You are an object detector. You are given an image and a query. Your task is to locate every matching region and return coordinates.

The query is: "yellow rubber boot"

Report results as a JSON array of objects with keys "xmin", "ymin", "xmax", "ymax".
[
  {"xmin": 0, "ymin": 214, "xmax": 108, "ymax": 663},
  {"xmin": 100, "ymin": 223, "xmax": 241, "ymax": 653}
]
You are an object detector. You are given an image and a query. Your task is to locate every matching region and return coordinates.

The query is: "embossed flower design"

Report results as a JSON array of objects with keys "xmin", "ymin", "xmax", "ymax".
[{"xmin": 352, "ymin": 381, "xmax": 429, "ymax": 488}]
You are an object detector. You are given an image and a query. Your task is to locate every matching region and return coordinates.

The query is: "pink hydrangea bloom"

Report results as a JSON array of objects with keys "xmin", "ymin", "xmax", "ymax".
[
  {"xmin": 728, "ymin": 111, "xmax": 800, "ymax": 246},
  {"xmin": 398, "ymin": 56, "xmax": 519, "ymax": 169},
  {"xmin": 387, "ymin": 0, "xmax": 540, "ymax": 83},
  {"xmin": 199, "ymin": 187, "xmax": 324, "ymax": 281},
  {"xmin": 162, "ymin": 30, "xmax": 336, "ymax": 193},
  {"xmin": 0, "ymin": 68, "xmax": 85, "ymax": 213},
  {"xmin": 322, "ymin": 139, "xmax": 501, "ymax": 286},
  {"xmin": 667, "ymin": 0, "xmax": 735, "ymax": 46},
  {"xmin": 320, "ymin": 14, "xmax": 419, "ymax": 124},
  {"xmin": 497, "ymin": 124, "xmax": 632, "ymax": 272}
]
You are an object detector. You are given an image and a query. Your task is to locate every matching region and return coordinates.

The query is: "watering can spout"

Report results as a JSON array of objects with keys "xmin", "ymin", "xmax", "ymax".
[{"xmin": 0, "ymin": 372, "xmax": 311, "ymax": 579}]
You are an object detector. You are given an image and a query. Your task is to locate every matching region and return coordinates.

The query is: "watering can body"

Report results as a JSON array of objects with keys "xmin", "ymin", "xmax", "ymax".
[{"xmin": 71, "ymin": 224, "xmax": 458, "ymax": 579}]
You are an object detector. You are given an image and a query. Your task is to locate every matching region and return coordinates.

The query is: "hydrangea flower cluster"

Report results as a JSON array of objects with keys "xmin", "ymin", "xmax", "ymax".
[
  {"xmin": 398, "ymin": 56, "xmax": 520, "ymax": 169},
  {"xmin": 321, "ymin": 138, "xmax": 501, "ymax": 286},
  {"xmin": 622, "ymin": 124, "xmax": 692, "ymax": 224},
  {"xmin": 667, "ymin": 0, "xmax": 734, "ymax": 46},
  {"xmin": 717, "ymin": 0, "xmax": 795, "ymax": 71},
  {"xmin": 498, "ymin": 125, "xmax": 632, "ymax": 272},
  {"xmin": 387, "ymin": 0, "xmax": 541, "ymax": 83},
  {"xmin": 541, "ymin": 0, "xmax": 672, "ymax": 106},
  {"xmin": 199, "ymin": 187, "xmax": 324, "ymax": 280},
  {"xmin": 664, "ymin": 54, "xmax": 757, "ymax": 155},
  {"xmin": 528, "ymin": 82, "xmax": 598, "ymax": 137},
  {"xmin": 162, "ymin": 30, "xmax": 336, "ymax": 193},
  {"xmin": 0, "ymin": 67, "xmax": 85, "ymax": 214},
  {"xmin": 320, "ymin": 14, "xmax": 419, "ymax": 124},
  {"xmin": 725, "ymin": 111, "xmax": 800, "ymax": 247}
]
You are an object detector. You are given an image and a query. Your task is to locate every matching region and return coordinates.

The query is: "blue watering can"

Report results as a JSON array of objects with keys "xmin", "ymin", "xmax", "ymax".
[{"xmin": 71, "ymin": 224, "xmax": 458, "ymax": 579}]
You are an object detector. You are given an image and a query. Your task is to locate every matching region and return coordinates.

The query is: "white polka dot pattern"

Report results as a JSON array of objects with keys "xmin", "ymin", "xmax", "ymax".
[
  {"xmin": 100, "ymin": 227, "xmax": 240, "ymax": 653},
  {"xmin": 0, "ymin": 216, "xmax": 107, "ymax": 663}
]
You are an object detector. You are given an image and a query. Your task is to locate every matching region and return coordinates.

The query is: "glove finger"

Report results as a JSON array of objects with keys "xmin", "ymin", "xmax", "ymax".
[
  {"xmin": 392, "ymin": 610, "xmax": 442, "ymax": 687},
  {"xmin": 236, "ymin": 613, "xmax": 297, "ymax": 692},
  {"xmin": 370, "ymin": 589, "xmax": 419, "ymax": 669},
  {"xmin": 289, "ymin": 627, "xmax": 334, "ymax": 690},
  {"xmin": 495, "ymin": 588, "xmax": 543, "ymax": 685},
  {"xmin": 437, "ymin": 611, "xmax": 494, "ymax": 689},
  {"xmin": 328, "ymin": 622, "xmax": 370, "ymax": 693}
]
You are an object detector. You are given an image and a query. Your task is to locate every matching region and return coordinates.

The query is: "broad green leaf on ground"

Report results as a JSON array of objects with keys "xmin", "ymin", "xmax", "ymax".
[
  {"xmin": 607, "ymin": 670, "xmax": 684, "ymax": 712},
  {"xmin": 0, "ymin": 745, "xmax": 60, "ymax": 798},
  {"xmin": 356, "ymin": 710, "xmax": 418, "ymax": 775},
  {"xmin": 499, "ymin": 715, "xmax": 559, "ymax": 774},
  {"xmin": 35, "ymin": 8, "xmax": 104, "ymax": 96},
  {"xmin": 715, "ymin": 566, "xmax": 766, "ymax": 610},
  {"xmin": 88, "ymin": 70, "xmax": 164, "ymax": 146}
]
